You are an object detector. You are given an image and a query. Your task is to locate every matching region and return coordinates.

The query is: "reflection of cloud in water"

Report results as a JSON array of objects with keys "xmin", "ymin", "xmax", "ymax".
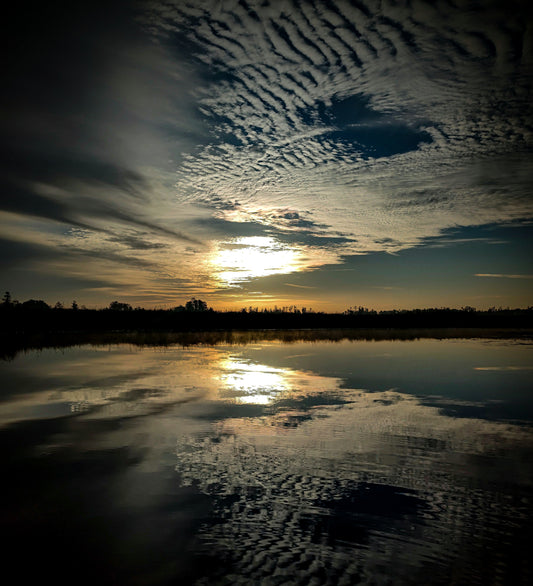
[
  {"xmin": 0, "ymin": 346, "xmax": 223, "ymax": 425},
  {"xmin": 2, "ymin": 340, "xmax": 533, "ymax": 583},
  {"xmin": 0, "ymin": 345, "xmax": 346, "ymax": 425},
  {"xmin": 175, "ymin": 390, "xmax": 533, "ymax": 584}
]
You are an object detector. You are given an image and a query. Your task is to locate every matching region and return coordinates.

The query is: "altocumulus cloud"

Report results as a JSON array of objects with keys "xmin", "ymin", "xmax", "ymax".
[{"xmin": 144, "ymin": 0, "xmax": 533, "ymax": 258}]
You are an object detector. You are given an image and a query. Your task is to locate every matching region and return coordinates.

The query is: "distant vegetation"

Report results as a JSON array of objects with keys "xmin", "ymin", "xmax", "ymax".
[{"xmin": 1, "ymin": 292, "xmax": 533, "ymax": 334}]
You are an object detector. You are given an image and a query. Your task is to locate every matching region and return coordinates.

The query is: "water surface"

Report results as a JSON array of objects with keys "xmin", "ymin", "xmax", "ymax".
[{"xmin": 1, "ymin": 335, "xmax": 532, "ymax": 584}]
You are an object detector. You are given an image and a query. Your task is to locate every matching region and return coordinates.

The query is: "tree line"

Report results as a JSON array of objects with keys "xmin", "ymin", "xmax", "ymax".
[{"xmin": 1, "ymin": 291, "xmax": 533, "ymax": 333}]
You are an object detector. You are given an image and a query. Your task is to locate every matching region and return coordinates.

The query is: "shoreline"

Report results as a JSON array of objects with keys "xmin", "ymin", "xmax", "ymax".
[{"xmin": 2, "ymin": 327, "xmax": 532, "ymax": 360}]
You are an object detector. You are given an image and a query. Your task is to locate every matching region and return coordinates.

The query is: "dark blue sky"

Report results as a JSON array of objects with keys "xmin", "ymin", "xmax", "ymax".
[{"xmin": 1, "ymin": 0, "xmax": 532, "ymax": 309}]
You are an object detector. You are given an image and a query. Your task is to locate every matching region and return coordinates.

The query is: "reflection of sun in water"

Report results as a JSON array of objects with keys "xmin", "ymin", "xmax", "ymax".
[
  {"xmin": 219, "ymin": 359, "xmax": 293, "ymax": 404},
  {"xmin": 210, "ymin": 236, "xmax": 305, "ymax": 286}
]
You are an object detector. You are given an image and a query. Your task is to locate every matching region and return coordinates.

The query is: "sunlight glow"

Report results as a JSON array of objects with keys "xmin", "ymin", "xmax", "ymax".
[
  {"xmin": 210, "ymin": 236, "xmax": 306, "ymax": 286},
  {"xmin": 218, "ymin": 358, "xmax": 292, "ymax": 404}
]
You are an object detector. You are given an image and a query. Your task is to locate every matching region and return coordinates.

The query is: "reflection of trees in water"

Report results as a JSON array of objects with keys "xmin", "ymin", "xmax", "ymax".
[{"xmin": 2, "ymin": 326, "xmax": 532, "ymax": 361}]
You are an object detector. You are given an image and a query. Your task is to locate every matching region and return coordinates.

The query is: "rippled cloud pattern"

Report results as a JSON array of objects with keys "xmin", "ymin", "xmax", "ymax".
[{"xmin": 148, "ymin": 0, "xmax": 533, "ymax": 253}]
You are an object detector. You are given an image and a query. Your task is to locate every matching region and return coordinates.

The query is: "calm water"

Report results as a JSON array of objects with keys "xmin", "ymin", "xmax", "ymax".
[{"xmin": 1, "ymin": 334, "xmax": 532, "ymax": 585}]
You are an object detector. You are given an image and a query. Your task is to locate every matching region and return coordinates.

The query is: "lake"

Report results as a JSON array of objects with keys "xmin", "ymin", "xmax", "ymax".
[{"xmin": 1, "ymin": 332, "xmax": 532, "ymax": 585}]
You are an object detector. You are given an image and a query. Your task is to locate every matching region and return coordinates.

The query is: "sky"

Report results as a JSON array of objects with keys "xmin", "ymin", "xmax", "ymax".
[{"xmin": 1, "ymin": 0, "xmax": 532, "ymax": 311}]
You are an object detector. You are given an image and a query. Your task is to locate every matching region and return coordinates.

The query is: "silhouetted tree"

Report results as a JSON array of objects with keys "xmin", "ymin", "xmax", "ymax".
[
  {"xmin": 185, "ymin": 298, "xmax": 208, "ymax": 312},
  {"xmin": 109, "ymin": 301, "xmax": 133, "ymax": 311},
  {"xmin": 72, "ymin": 300, "xmax": 79, "ymax": 310},
  {"xmin": 2, "ymin": 291, "xmax": 12, "ymax": 306},
  {"xmin": 21, "ymin": 299, "xmax": 50, "ymax": 310}
]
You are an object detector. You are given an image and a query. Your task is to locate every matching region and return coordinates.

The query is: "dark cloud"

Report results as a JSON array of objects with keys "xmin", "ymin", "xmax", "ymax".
[
  {"xmin": 193, "ymin": 217, "xmax": 269, "ymax": 237},
  {"xmin": 274, "ymin": 210, "xmax": 330, "ymax": 230},
  {"xmin": 416, "ymin": 222, "xmax": 533, "ymax": 251},
  {"xmin": 275, "ymin": 229, "xmax": 356, "ymax": 248},
  {"xmin": 57, "ymin": 245, "xmax": 158, "ymax": 271},
  {"xmin": 106, "ymin": 234, "xmax": 168, "ymax": 251},
  {"xmin": 193, "ymin": 214, "xmax": 355, "ymax": 249},
  {"xmin": 0, "ymin": 235, "xmax": 156, "ymax": 275},
  {"xmin": 1, "ymin": 175, "xmax": 202, "ymax": 245},
  {"xmin": 2, "ymin": 0, "xmax": 203, "ymax": 245},
  {"xmin": 0, "ymin": 237, "xmax": 118, "ymax": 298},
  {"xmin": 0, "ymin": 238, "xmax": 58, "ymax": 270}
]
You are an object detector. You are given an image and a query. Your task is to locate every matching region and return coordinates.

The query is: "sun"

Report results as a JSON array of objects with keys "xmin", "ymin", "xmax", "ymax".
[{"xmin": 210, "ymin": 236, "xmax": 304, "ymax": 286}]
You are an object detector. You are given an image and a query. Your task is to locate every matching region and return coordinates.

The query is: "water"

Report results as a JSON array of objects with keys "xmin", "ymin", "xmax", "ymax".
[{"xmin": 1, "ymin": 334, "xmax": 532, "ymax": 585}]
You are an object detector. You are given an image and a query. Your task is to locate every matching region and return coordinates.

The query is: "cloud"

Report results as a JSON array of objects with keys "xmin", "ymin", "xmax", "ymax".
[
  {"xmin": 0, "ymin": 237, "xmax": 61, "ymax": 270},
  {"xmin": 284, "ymin": 283, "xmax": 317, "ymax": 289},
  {"xmin": 106, "ymin": 233, "xmax": 168, "ymax": 251},
  {"xmin": 474, "ymin": 366, "xmax": 533, "ymax": 371},
  {"xmin": 3, "ymin": 0, "xmax": 532, "ymax": 305},
  {"xmin": 2, "ymin": 1, "xmax": 206, "ymax": 247},
  {"xmin": 475, "ymin": 274, "xmax": 533, "ymax": 279},
  {"xmin": 2, "ymin": 175, "xmax": 204, "ymax": 246},
  {"xmin": 145, "ymin": 0, "xmax": 532, "ymax": 256}
]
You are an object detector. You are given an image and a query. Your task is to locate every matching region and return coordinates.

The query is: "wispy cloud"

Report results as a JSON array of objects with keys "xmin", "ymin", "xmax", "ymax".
[
  {"xmin": 1, "ymin": 2, "xmax": 216, "ymax": 303},
  {"xmin": 284, "ymin": 283, "xmax": 317, "ymax": 289},
  {"xmin": 475, "ymin": 274, "xmax": 533, "ymax": 279},
  {"xmin": 474, "ymin": 366, "xmax": 533, "ymax": 371}
]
